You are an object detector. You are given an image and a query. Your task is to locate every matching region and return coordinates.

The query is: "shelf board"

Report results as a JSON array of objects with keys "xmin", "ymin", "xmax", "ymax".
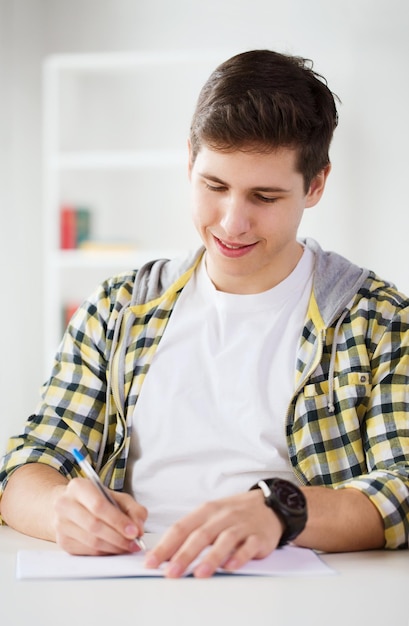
[
  {"xmin": 44, "ymin": 50, "xmax": 233, "ymax": 71},
  {"xmin": 48, "ymin": 149, "xmax": 186, "ymax": 170},
  {"xmin": 50, "ymin": 248, "xmax": 188, "ymax": 269}
]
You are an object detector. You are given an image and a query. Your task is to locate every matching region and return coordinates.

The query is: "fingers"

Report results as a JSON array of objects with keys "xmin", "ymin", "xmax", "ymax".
[
  {"xmin": 54, "ymin": 477, "xmax": 147, "ymax": 555},
  {"xmin": 221, "ymin": 534, "xmax": 263, "ymax": 572},
  {"xmin": 172, "ymin": 527, "xmax": 263, "ymax": 579},
  {"xmin": 145, "ymin": 490, "xmax": 282, "ymax": 578},
  {"xmin": 146, "ymin": 501, "xmax": 216, "ymax": 568},
  {"xmin": 113, "ymin": 490, "xmax": 148, "ymax": 530}
]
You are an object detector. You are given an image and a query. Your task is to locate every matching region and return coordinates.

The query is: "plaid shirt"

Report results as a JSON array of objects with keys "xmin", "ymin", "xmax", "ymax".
[{"xmin": 1, "ymin": 240, "xmax": 408, "ymax": 548}]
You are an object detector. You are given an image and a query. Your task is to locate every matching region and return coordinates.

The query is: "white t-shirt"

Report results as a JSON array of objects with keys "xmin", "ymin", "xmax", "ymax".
[{"xmin": 125, "ymin": 246, "xmax": 315, "ymax": 532}]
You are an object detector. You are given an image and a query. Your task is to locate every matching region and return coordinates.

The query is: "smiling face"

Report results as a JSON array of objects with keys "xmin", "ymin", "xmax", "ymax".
[{"xmin": 189, "ymin": 144, "xmax": 330, "ymax": 294}]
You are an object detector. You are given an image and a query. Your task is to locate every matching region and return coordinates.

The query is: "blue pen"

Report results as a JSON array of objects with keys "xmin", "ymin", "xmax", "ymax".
[{"xmin": 72, "ymin": 448, "xmax": 146, "ymax": 551}]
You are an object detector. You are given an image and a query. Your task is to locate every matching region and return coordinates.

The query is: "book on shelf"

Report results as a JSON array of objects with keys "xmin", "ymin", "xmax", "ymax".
[
  {"xmin": 60, "ymin": 205, "xmax": 92, "ymax": 249},
  {"xmin": 76, "ymin": 207, "xmax": 92, "ymax": 247}
]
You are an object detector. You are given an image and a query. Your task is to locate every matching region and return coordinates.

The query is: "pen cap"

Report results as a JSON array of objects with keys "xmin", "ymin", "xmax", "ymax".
[{"xmin": 72, "ymin": 448, "xmax": 85, "ymax": 464}]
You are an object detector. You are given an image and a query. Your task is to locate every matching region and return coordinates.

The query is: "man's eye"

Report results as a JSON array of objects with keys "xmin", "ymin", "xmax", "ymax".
[
  {"xmin": 256, "ymin": 194, "xmax": 278, "ymax": 203},
  {"xmin": 205, "ymin": 182, "xmax": 226, "ymax": 192}
]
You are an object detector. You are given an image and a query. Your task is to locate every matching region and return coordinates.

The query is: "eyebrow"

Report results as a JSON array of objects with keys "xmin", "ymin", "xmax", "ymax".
[{"xmin": 199, "ymin": 172, "xmax": 292, "ymax": 193}]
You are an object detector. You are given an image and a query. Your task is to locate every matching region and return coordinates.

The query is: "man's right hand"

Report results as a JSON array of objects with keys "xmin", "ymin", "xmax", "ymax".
[
  {"xmin": 0, "ymin": 464, "xmax": 147, "ymax": 555},
  {"xmin": 53, "ymin": 476, "xmax": 147, "ymax": 555}
]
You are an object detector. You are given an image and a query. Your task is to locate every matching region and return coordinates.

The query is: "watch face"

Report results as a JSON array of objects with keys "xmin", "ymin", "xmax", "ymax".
[
  {"xmin": 273, "ymin": 479, "xmax": 306, "ymax": 512},
  {"xmin": 253, "ymin": 478, "xmax": 307, "ymax": 545}
]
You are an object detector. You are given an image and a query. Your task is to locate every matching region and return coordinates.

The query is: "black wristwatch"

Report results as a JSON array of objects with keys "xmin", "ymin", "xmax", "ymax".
[{"xmin": 250, "ymin": 478, "xmax": 307, "ymax": 546}]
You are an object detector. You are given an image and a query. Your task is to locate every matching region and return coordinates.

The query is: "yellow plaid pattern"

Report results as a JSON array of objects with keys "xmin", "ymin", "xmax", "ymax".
[{"xmin": 1, "ymin": 255, "xmax": 408, "ymax": 548}]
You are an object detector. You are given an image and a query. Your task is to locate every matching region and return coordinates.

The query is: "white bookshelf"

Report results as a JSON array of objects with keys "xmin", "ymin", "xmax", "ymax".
[{"xmin": 42, "ymin": 50, "xmax": 231, "ymax": 373}]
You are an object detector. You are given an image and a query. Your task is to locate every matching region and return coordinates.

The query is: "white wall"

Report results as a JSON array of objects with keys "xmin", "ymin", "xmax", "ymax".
[{"xmin": 1, "ymin": 0, "xmax": 409, "ymax": 453}]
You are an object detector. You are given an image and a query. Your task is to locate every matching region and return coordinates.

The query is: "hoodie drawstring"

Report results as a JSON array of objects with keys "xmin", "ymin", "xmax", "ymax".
[{"xmin": 327, "ymin": 309, "xmax": 349, "ymax": 413}]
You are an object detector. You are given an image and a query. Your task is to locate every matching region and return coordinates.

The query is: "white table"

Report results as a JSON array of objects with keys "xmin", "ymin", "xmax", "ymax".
[{"xmin": 1, "ymin": 526, "xmax": 408, "ymax": 626}]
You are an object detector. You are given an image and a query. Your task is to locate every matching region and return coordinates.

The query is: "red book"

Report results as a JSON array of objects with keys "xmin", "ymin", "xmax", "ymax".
[{"xmin": 60, "ymin": 205, "xmax": 77, "ymax": 249}]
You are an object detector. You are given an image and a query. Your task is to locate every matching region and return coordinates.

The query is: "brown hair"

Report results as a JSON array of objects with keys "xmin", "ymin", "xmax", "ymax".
[{"xmin": 189, "ymin": 50, "xmax": 339, "ymax": 190}]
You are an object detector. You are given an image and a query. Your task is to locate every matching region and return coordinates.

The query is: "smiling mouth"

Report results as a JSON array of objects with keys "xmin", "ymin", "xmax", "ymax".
[
  {"xmin": 214, "ymin": 236, "xmax": 255, "ymax": 249},
  {"xmin": 212, "ymin": 235, "xmax": 258, "ymax": 257}
]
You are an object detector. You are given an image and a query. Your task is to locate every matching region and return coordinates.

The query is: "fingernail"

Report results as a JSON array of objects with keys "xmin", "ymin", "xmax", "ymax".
[
  {"xmin": 165, "ymin": 562, "xmax": 183, "ymax": 578},
  {"xmin": 194, "ymin": 562, "xmax": 212, "ymax": 578},
  {"xmin": 124, "ymin": 524, "xmax": 138, "ymax": 538},
  {"xmin": 144, "ymin": 553, "xmax": 159, "ymax": 569},
  {"xmin": 224, "ymin": 558, "xmax": 239, "ymax": 571}
]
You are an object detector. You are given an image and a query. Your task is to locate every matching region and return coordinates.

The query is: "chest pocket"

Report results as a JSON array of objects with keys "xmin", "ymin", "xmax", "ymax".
[
  {"xmin": 303, "ymin": 371, "xmax": 371, "ymax": 422},
  {"xmin": 291, "ymin": 371, "xmax": 372, "ymax": 485}
]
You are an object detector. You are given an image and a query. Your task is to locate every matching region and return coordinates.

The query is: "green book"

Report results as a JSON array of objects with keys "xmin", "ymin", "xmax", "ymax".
[{"xmin": 76, "ymin": 207, "xmax": 92, "ymax": 247}]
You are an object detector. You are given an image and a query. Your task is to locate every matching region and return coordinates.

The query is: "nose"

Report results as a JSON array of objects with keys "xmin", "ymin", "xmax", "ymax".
[{"xmin": 219, "ymin": 195, "xmax": 251, "ymax": 238}]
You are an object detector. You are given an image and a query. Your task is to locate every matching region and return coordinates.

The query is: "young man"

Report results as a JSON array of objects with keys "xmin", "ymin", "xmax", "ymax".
[{"xmin": 0, "ymin": 50, "xmax": 408, "ymax": 578}]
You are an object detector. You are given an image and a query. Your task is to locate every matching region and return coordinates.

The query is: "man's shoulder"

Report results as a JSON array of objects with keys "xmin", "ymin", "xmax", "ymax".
[
  {"xmin": 89, "ymin": 247, "xmax": 205, "ymax": 308},
  {"xmin": 305, "ymin": 238, "xmax": 409, "ymax": 323},
  {"xmin": 358, "ymin": 270, "xmax": 409, "ymax": 312}
]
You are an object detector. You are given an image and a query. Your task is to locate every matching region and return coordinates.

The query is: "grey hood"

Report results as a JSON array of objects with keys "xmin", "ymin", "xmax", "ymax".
[{"xmin": 130, "ymin": 238, "xmax": 370, "ymax": 328}]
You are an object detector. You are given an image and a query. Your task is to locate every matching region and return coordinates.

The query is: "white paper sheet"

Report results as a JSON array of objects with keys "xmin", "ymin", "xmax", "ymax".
[{"xmin": 16, "ymin": 545, "xmax": 335, "ymax": 580}]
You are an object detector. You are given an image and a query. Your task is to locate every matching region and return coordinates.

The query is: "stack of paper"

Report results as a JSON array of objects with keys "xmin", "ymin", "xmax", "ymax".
[{"xmin": 16, "ymin": 545, "xmax": 335, "ymax": 580}]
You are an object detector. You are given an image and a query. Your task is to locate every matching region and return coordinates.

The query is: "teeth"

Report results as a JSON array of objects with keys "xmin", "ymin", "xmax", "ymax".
[
  {"xmin": 221, "ymin": 240, "xmax": 242, "ymax": 249},
  {"xmin": 215, "ymin": 235, "xmax": 250, "ymax": 249}
]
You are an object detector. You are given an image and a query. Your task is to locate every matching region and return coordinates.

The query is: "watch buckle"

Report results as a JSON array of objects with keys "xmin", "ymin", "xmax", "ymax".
[{"xmin": 257, "ymin": 480, "xmax": 272, "ymax": 499}]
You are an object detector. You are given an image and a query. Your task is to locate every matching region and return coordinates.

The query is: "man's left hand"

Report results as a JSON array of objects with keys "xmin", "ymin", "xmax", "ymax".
[{"xmin": 144, "ymin": 489, "xmax": 284, "ymax": 577}]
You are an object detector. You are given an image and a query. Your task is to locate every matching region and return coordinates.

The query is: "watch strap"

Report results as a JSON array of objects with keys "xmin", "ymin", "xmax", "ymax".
[{"xmin": 250, "ymin": 478, "xmax": 307, "ymax": 546}]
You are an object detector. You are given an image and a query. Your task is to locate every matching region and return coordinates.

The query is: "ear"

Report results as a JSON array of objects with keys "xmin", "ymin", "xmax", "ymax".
[
  {"xmin": 305, "ymin": 164, "xmax": 331, "ymax": 208},
  {"xmin": 187, "ymin": 138, "xmax": 193, "ymax": 180}
]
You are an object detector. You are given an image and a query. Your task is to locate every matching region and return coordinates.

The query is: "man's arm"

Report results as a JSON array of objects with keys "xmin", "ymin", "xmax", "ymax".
[
  {"xmin": 145, "ymin": 485, "xmax": 385, "ymax": 578},
  {"xmin": 0, "ymin": 464, "xmax": 147, "ymax": 554},
  {"xmin": 295, "ymin": 485, "xmax": 385, "ymax": 551},
  {"xmin": 0, "ymin": 464, "xmax": 67, "ymax": 541}
]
